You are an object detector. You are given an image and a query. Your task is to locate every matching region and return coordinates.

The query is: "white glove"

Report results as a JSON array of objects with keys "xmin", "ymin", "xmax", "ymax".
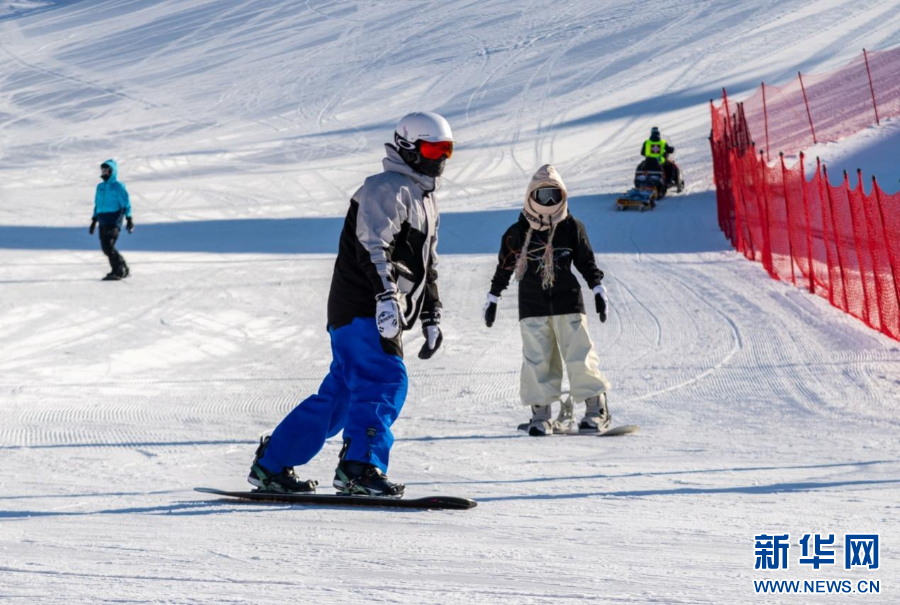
[{"xmin": 375, "ymin": 291, "xmax": 401, "ymax": 338}]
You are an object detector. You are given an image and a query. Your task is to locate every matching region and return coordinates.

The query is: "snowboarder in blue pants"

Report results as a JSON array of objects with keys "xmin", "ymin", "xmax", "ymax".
[{"xmin": 249, "ymin": 112, "xmax": 454, "ymax": 497}]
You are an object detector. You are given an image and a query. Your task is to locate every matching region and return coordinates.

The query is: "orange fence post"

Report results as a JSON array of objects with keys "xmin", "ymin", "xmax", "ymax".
[
  {"xmin": 799, "ymin": 153, "xmax": 815, "ymax": 293},
  {"xmin": 734, "ymin": 145, "xmax": 756, "ymax": 260},
  {"xmin": 815, "ymin": 158, "xmax": 836, "ymax": 305},
  {"xmin": 718, "ymin": 117, "xmax": 735, "ymax": 244},
  {"xmin": 823, "ymin": 165, "xmax": 850, "ymax": 312},
  {"xmin": 780, "ymin": 153, "xmax": 797, "ymax": 285},
  {"xmin": 844, "ymin": 170, "xmax": 872, "ymax": 327},
  {"xmin": 722, "ymin": 88, "xmax": 733, "ymax": 140},
  {"xmin": 759, "ymin": 150, "xmax": 775, "ymax": 277},
  {"xmin": 863, "ymin": 48, "xmax": 881, "ymax": 126},
  {"xmin": 761, "ymin": 82, "xmax": 771, "ymax": 162},
  {"xmin": 859, "ymin": 169, "xmax": 886, "ymax": 333},
  {"xmin": 798, "ymin": 71, "xmax": 817, "ymax": 145}
]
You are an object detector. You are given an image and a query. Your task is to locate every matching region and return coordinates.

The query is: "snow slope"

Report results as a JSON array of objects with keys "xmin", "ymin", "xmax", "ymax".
[
  {"xmin": 2, "ymin": 1, "xmax": 900, "ymax": 603},
  {"xmin": 804, "ymin": 117, "xmax": 900, "ymax": 193}
]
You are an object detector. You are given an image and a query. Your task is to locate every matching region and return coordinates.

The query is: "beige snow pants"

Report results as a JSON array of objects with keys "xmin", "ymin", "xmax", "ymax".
[{"xmin": 519, "ymin": 313, "xmax": 610, "ymax": 406}]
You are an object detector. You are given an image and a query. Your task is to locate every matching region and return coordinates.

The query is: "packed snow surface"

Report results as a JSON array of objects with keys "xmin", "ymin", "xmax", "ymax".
[
  {"xmin": 2, "ymin": 1, "xmax": 900, "ymax": 603},
  {"xmin": 803, "ymin": 117, "xmax": 900, "ymax": 193}
]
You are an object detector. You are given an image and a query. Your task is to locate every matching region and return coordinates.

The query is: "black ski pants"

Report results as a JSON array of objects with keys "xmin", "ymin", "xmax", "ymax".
[
  {"xmin": 664, "ymin": 161, "xmax": 680, "ymax": 185},
  {"xmin": 99, "ymin": 225, "xmax": 128, "ymax": 276}
]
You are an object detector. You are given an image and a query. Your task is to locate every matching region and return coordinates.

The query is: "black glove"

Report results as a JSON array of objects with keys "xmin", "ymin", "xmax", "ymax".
[
  {"xmin": 418, "ymin": 308, "xmax": 442, "ymax": 360},
  {"xmin": 126, "ymin": 217, "xmax": 134, "ymax": 233},
  {"xmin": 593, "ymin": 285, "xmax": 608, "ymax": 323},
  {"xmin": 483, "ymin": 293, "xmax": 499, "ymax": 327},
  {"xmin": 89, "ymin": 219, "xmax": 97, "ymax": 235}
]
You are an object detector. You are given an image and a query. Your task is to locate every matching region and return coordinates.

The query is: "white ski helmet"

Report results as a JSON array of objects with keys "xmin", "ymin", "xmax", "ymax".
[
  {"xmin": 393, "ymin": 111, "xmax": 454, "ymax": 177},
  {"xmin": 395, "ymin": 112, "xmax": 453, "ymax": 146}
]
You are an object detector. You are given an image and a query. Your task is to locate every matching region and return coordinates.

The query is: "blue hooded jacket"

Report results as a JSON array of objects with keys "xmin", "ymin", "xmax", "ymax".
[{"xmin": 93, "ymin": 159, "xmax": 132, "ymax": 227}]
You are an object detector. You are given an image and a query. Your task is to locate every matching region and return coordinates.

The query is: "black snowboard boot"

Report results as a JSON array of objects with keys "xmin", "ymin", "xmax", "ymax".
[
  {"xmin": 102, "ymin": 272, "xmax": 122, "ymax": 281},
  {"xmin": 247, "ymin": 436, "xmax": 317, "ymax": 493},
  {"xmin": 332, "ymin": 440, "xmax": 404, "ymax": 497}
]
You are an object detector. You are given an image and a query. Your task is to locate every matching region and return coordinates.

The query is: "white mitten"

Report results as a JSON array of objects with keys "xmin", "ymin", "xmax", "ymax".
[{"xmin": 375, "ymin": 291, "xmax": 401, "ymax": 338}]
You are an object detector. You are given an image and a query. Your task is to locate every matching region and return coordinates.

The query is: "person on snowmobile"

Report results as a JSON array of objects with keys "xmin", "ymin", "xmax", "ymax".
[
  {"xmin": 248, "ymin": 112, "xmax": 452, "ymax": 497},
  {"xmin": 89, "ymin": 159, "xmax": 133, "ymax": 280},
  {"xmin": 640, "ymin": 127, "xmax": 682, "ymax": 192},
  {"xmin": 482, "ymin": 164, "xmax": 612, "ymax": 436}
]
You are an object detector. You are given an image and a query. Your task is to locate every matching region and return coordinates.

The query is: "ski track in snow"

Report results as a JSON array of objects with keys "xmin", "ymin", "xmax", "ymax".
[{"xmin": 2, "ymin": 1, "xmax": 900, "ymax": 603}]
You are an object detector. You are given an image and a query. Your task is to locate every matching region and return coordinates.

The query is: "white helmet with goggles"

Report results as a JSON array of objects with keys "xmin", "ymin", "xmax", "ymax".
[{"xmin": 394, "ymin": 112, "xmax": 454, "ymax": 177}]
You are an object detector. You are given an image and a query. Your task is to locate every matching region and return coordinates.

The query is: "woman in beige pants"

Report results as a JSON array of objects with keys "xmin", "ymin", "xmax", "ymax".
[{"xmin": 483, "ymin": 164, "xmax": 611, "ymax": 436}]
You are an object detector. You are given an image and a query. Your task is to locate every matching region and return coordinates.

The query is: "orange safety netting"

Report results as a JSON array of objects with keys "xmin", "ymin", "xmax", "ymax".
[
  {"xmin": 725, "ymin": 47, "xmax": 900, "ymax": 160},
  {"xmin": 710, "ymin": 47, "xmax": 900, "ymax": 340}
]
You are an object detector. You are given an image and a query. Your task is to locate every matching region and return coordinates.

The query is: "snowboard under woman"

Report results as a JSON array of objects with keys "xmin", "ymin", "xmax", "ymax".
[{"xmin": 483, "ymin": 164, "xmax": 611, "ymax": 436}]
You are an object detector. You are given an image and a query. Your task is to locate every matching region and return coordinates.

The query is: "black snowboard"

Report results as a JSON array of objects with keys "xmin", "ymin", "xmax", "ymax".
[
  {"xmin": 516, "ymin": 423, "xmax": 640, "ymax": 437},
  {"xmin": 194, "ymin": 487, "xmax": 477, "ymax": 510}
]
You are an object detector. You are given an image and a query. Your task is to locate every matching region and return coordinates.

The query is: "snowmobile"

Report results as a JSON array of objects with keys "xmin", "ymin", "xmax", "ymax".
[
  {"xmin": 615, "ymin": 157, "xmax": 684, "ymax": 211},
  {"xmin": 616, "ymin": 158, "xmax": 665, "ymax": 211}
]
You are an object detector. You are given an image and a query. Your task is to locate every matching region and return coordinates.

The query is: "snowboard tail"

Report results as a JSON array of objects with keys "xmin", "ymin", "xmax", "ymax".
[
  {"xmin": 594, "ymin": 424, "xmax": 640, "ymax": 436},
  {"xmin": 194, "ymin": 487, "xmax": 477, "ymax": 510}
]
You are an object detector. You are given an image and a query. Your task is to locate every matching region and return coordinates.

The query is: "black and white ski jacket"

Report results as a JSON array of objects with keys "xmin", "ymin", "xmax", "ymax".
[
  {"xmin": 327, "ymin": 144, "xmax": 441, "ymax": 335},
  {"xmin": 490, "ymin": 214, "xmax": 603, "ymax": 320}
]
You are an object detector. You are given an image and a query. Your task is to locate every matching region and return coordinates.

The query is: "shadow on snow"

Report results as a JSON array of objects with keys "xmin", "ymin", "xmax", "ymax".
[
  {"xmin": 0, "ymin": 192, "xmax": 728, "ymax": 256},
  {"xmin": 476, "ymin": 478, "xmax": 900, "ymax": 503}
]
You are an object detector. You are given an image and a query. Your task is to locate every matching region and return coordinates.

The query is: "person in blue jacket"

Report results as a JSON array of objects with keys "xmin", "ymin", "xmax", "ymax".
[{"xmin": 89, "ymin": 159, "xmax": 133, "ymax": 280}]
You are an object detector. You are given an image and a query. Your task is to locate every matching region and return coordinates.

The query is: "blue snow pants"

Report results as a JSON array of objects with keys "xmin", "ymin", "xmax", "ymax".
[{"xmin": 258, "ymin": 317, "xmax": 408, "ymax": 473}]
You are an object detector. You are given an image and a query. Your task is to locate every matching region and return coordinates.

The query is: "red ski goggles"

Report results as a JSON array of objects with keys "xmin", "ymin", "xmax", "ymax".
[{"xmin": 419, "ymin": 140, "xmax": 454, "ymax": 160}]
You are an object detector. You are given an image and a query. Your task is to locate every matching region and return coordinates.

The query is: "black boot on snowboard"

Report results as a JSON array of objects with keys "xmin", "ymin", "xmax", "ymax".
[
  {"xmin": 333, "ymin": 440, "xmax": 404, "ymax": 497},
  {"xmin": 247, "ymin": 436, "xmax": 318, "ymax": 493}
]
